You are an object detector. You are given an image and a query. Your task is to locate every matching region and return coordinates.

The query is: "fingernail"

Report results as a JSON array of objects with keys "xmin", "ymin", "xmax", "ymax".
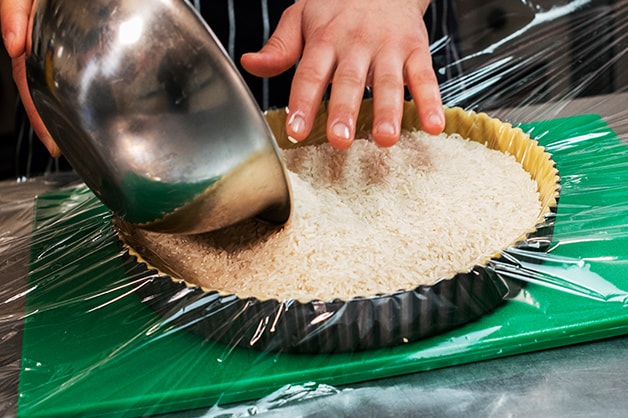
[
  {"xmin": 44, "ymin": 138, "xmax": 62, "ymax": 158},
  {"xmin": 376, "ymin": 121, "xmax": 396, "ymax": 137},
  {"xmin": 288, "ymin": 111, "xmax": 306, "ymax": 136},
  {"xmin": 331, "ymin": 121, "xmax": 351, "ymax": 140},
  {"xmin": 428, "ymin": 111, "xmax": 445, "ymax": 129}
]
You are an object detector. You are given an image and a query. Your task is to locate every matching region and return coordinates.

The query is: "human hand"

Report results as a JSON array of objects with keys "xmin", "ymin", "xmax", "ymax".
[
  {"xmin": 241, "ymin": 0, "xmax": 444, "ymax": 149},
  {"xmin": 1, "ymin": 0, "xmax": 61, "ymax": 157}
]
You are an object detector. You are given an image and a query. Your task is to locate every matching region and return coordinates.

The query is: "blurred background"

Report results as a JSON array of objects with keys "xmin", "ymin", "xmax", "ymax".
[{"xmin": 1, "ymin": 0, "xmax": 626, "ymax": 180}]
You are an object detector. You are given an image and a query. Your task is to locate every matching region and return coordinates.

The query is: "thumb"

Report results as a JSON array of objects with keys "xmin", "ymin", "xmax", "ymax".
[
  {"xmin": 12, "ymin": 54, "xmax": 62, "ymax": 157},
  {"xmin": 240, "ymin": 3, "xmax": 304, "ymax": 78}
]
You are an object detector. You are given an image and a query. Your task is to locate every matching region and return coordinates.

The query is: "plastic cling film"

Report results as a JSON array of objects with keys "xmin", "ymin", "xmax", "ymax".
[
  {"xmin": 443, "ymin": 0, "xmax": 627, "ymax": 117},
  {"xmin": 5, "ymin": 107, "xmax": 628, "ymax": 417},
  {"xmin": 0, "ymin": 0, "xmax": 627, "ymax": 416}
]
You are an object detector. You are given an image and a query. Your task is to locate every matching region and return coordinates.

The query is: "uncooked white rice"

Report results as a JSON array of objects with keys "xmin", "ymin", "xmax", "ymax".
[{"xmin": 128, "ymin": 130, "xmax": 541, "ymax": 302}]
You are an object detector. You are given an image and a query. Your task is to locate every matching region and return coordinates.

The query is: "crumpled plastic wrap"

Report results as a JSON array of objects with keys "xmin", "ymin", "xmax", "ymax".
[{"xmin": 1, "ymin": 0, "xmax": 627, "ymax": 416}]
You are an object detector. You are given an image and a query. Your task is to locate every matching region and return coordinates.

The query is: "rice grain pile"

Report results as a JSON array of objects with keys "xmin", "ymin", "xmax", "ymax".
[{"xmin": 127, "ymin": 131, "xmax": 541, "ymax": 302}]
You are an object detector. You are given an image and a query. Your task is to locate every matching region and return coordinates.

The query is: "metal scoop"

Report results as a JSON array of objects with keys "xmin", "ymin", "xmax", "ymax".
[{"xmin": 25, "ymin": 0, "xmax": 291, "ymax": 234}]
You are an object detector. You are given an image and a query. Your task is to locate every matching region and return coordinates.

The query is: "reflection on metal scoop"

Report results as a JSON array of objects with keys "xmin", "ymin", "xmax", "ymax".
[{"xmin": 26, "ymin": 0, "xmax": 291, "ymax": 234}]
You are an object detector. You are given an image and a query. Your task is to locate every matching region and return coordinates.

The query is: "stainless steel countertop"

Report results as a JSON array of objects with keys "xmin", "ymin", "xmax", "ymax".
[{"xmin": 1, "ymin": 93, "xmax": 627, "ymax": 417}]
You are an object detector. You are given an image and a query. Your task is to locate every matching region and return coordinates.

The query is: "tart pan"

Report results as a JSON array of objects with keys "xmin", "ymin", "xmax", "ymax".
[{"xmin": 116, "ymin": 101, "xmax": 560, "ymax": 353}]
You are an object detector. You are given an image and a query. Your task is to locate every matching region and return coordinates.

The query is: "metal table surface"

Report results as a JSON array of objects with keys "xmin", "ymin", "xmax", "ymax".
[{"xmin": 1, "ymin": 93, "xmax": 627, "ymax": 417}]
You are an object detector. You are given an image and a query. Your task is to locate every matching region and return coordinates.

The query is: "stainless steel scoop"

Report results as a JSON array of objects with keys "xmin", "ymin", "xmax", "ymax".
[{"xmin": 25, "ymin": 0, "xmax": 291, "ymax": 234}]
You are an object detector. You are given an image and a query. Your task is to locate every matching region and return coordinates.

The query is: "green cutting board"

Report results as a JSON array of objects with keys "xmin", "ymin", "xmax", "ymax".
[{"xmin": 18, "ymin": 114, "xmax": 628, "ymax": 417}]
